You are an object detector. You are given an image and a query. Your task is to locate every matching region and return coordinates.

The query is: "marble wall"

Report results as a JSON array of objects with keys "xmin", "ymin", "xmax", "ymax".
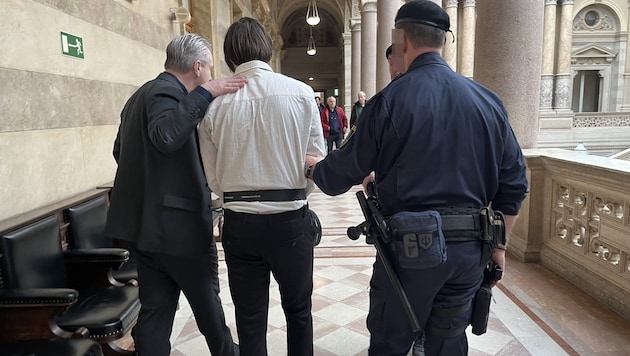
[{"xmin": 0, "ymin": 0, "xmax": 179, "ymax": 220}]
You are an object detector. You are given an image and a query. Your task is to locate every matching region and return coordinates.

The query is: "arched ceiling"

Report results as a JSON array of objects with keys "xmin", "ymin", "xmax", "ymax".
[
  {"xmin": 281, "ymin": 8, "xmax": 340, "ymax": 48},
  {"xmin": 276, "ymin": 0, "xmax": 345, "ymax": 32}
]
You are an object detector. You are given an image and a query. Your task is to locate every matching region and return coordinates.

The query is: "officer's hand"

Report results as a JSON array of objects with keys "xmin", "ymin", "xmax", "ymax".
[
  {"xmin": 489, "ymin": 248, "xmax": 506, "ymax": 288},
  {"xmin": 305, "ymin": 154, "xmax": 323, "ymax": 168},
  {"xmin": 201, "ymin": 76, "xmax": 247, "ymax": 97},
  {"xmin": 362, "ymin": 172, "xmax": 375, "ymax": 195}
]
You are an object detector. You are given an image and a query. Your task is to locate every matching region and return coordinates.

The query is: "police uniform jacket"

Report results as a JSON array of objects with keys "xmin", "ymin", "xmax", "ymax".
[
  {"xmin": 104, "ymin": 72, "xmax": 216, "ymax": 258},
  {"xmin": 313, "ymin": 52, "xmax": 528, "ymax": 216}
]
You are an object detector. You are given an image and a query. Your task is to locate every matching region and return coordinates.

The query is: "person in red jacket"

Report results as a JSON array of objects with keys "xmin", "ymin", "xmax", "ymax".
[{"xmin": 320, "ymin": 96, "xmax": 348, "ymax": 153}]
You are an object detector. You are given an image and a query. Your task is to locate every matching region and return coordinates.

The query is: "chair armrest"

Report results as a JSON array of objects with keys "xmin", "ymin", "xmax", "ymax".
[
  {"xmin": 0, "ymin": 288, "xmax": 78, "ymax": 306},
  {"xmin": 0, "ymin": 288, "xmax": 80, "ymax": 342},
  {"xmin": 64, "ymin": 248, "xmax": 130, "ymax": 288}
]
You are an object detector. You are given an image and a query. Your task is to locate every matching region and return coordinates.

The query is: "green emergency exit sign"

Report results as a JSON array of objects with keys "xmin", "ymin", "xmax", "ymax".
[{"xmin": 60, "ymin": 32, "xmax": 84, "ymax": 59}]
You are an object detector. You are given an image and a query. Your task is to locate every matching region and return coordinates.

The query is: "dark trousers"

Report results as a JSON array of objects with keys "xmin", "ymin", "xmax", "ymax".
[
  {"xmin": 133, "ymin": 246, "xmax": 237, "ymax": 356},
  {"xmin": 367, "ymin": 241, "xmax": 485, "ymax": 356},
  {"xmin": 223, "ymin": 206, "xmax": 314, "ymax": 356},
  {"xmin": 326, "ymin": 132, "xmax": 343, "ymax": 153}
]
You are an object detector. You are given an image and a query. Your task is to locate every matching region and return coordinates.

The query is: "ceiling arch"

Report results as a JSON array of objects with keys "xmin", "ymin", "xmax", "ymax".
[
  {"xmin": 282, "ymin": 7, "xmax": 341, "ymax": 48},
  {"xmin": 276, "ymin": 0, "xmax": 345, "ymax": 35}
]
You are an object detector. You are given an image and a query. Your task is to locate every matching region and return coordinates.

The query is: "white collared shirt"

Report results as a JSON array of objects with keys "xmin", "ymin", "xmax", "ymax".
[{"xmin": 199, "ymin": 60, "xmax": 326, "ymax": 214}]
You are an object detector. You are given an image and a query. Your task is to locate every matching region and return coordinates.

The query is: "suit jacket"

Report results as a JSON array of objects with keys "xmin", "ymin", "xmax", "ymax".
[{"xmin": 104, "ymin": 72, "xmax": 215, "ymax": 258}]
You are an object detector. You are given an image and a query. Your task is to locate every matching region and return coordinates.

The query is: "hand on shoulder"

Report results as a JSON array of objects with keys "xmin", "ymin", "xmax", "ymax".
[{"xmin": 201, "ymin": 76, "xmax": 247, "ymax": 97}]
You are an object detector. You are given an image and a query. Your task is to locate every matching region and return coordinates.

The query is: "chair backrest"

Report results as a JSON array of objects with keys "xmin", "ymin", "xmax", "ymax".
[
  {"xmin": 66, "ymin": 195, "xmax": 112, "ymax": 249},
  {"xmin": 0, "ymin": 215, "xmax": 67, "ymax": 288}
]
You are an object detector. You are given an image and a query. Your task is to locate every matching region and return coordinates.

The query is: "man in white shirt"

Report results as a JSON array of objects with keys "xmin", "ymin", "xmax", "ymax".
[{"xmin": 198, "ymin": 17, "xmax": 326, "ymax": 356}]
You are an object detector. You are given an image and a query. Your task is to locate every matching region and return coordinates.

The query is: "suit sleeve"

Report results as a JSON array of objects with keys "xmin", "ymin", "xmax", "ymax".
[{"xmin": 146, "ymin": 83, "xmax": 212, "ymax": 155}]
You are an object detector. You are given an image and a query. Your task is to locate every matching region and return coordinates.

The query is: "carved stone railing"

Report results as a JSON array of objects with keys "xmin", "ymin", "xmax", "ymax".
[
  {"xmin": 512, "ymin": 149, "xmax": 630, "ymax": 320},
  {"xmin": 573, "ymin": 112, "xmax": 630, "ymax": 127}
]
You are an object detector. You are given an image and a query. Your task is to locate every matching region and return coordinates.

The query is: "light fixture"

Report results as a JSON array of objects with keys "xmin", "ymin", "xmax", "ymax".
[
  {"xmin": 306, "ymin": 27, "xmax": 317, "ymax": 56},
  {"xmin": 306, "ymin": 0, "xmax": 320, "ymax": 26},
  {"xmin": 308, "ymin": 77, "xmax": 314, "ymax": 81}
]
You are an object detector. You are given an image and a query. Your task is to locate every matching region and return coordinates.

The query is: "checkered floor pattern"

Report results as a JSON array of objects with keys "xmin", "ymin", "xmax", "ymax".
[{"xmin": 163, "ymin": 187, "xmax": 576, "ymax": 355}]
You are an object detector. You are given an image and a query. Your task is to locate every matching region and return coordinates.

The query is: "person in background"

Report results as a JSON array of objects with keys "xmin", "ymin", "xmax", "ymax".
[
  {"xmin": 386, "ymin": 44, "xmax": 403, "ymax": 80},
  {"xmin": 320, "ymin": 96, "xmax": 348, "ymax": 153},
  {"xmin": 305, "ymin": 1, "xmax": 528, "ymax": 355},
  {"xmin": 349, "ymin": 91, "xmax": 367, "ymax": 129},
  {"xmin": 104, "ymin": 34, "xmax": 246, "ymax": 356},
  {"xmin": 315, "ymin": 96, "xmax": 326, "ymax": 112},
  {"xmin": 198, "ymin": 17, "xmax": 326, "ymax": 356}
]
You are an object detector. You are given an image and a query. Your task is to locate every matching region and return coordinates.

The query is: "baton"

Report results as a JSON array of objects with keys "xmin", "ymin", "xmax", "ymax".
[{"xmin": 352, "ymin": 190, "xmax": 421, "ymax": 332}]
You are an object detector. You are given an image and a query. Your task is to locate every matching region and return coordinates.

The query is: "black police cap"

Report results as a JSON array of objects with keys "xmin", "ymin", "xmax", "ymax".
[{"xmin": 395, "ymin": 0, "xmax": 450, "ymax": 32}]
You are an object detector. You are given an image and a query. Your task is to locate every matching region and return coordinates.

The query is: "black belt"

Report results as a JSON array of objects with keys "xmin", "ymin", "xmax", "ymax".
[
  {"xmin": 223, "ymin": 189, "xmax": 306, "ymax": 203},
  {"xmin": 434, "ymin": 208, "xmax": 481, "ymax": 242}
]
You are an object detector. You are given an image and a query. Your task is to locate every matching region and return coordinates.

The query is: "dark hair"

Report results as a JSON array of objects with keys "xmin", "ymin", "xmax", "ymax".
[
  {"xmin": 395, "ymin": 22, "xmax": 445, "ymax": 49},
  {"xmin": 224, "ymin": 17, "xmax": 273, "ymax": 72}
]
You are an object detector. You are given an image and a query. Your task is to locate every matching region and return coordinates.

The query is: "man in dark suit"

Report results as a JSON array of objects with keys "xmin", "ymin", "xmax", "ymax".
[{"xmin": 104, "ymin": 34, "xmax": 246, "ymax": 356}]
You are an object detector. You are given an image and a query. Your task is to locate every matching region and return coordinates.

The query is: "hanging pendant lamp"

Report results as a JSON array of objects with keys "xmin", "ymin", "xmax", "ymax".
[
  {"xmin": 306, "ymin": 27, "xmax": 317, "ymax": 56},
  {"xmin": 306, "ymin": 0, "xmax": 320, "ymax": 26}
]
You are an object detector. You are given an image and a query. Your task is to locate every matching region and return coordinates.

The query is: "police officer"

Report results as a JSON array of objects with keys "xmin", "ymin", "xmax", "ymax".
[{"xmin": 305, "ymin": 1, "xmax": 528, "ymax": 355}]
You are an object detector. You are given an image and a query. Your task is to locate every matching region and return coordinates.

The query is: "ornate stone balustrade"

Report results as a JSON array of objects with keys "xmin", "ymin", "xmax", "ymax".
[
  {"xmin": 573, "ymin": 112, "xmax": 630, "ymax": 127},
  {"xmin": 512, "ymin": 149, "xmax": 630, "ymax": 320}
]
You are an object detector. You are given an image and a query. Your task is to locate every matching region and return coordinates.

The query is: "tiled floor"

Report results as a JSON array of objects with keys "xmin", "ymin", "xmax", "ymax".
[{"xmin": 148, "ymin": 186, "xmax": 630, "ymax": 355}]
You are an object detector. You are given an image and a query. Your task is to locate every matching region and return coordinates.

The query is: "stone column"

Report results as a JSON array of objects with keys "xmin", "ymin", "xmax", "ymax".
[
  {"xmin": 540, "ymin": 0, "xmax": 557, "ymax": 111},
  {"xmin": 620, "ymin": 4, "xmax": 630, "ymax": 111},
  {"xmin": 474, "ymin": 0, "xmax": 543, "ymax": 149},
  {"xmin": 554, "ymin": 0, "xmax": 574, "ymax": 111},
  {"xmin": 460, "ymin": 0, "xmax": 476, "ymax": 78},
  {"xmin": 350, "ymin": 18, "xmax": 362, "ymax": 102},
  {"xmin": 361, "ymin": 0, "xmax": 377, "ymax": 98},
  {"xmin": 343, "ymin": 32, "xmax": 353, "ymax": 114},
  {"xmin": 443, "ymin": 0, "xmax": 458, "ymax": 71},
  {"xmin": 376, "ymin": 0, "xmax": 400, "ymax": 91}
]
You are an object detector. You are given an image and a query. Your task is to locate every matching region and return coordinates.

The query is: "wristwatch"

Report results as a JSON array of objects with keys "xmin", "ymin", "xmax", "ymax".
[{"xmin": 304, "ymin": 164, "xmax": 315, "ymax": 179}]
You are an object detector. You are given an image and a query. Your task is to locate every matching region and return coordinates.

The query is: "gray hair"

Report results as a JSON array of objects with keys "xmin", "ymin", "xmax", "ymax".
[{"xmin": 164, "ymin": 34, "xmax": 212, "ymax": 73}]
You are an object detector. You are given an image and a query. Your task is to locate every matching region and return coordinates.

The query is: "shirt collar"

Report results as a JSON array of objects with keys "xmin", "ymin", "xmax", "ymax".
[{"xmin": 233, "ymin": 60, "xmax": 273, "ymax": 75}]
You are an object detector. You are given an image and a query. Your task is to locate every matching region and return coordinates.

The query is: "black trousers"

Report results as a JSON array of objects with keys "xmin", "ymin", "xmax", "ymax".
[
  {"xmin": 223, "ymin": 206, "xmax": 314, "ymax": 356},
  {"xmin": 326, "ymin": 132, "xmax": 343, "ymax": 153},
  {"xmin": 133, "ymin": 246, "xmax": 237, "ymax": 356},
  {"xmin": 367, "ymin": 241, "xmax": 485, "ymax": 356}
]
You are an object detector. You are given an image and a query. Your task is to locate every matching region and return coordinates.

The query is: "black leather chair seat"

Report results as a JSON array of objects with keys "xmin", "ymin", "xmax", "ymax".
[
  {"xmin": 0, "ymin": 338, "xmax": 103, "ymax": 356},
  {"xmin": 56, "ymin": 286, "xmax": 140, "ymax": 340}
]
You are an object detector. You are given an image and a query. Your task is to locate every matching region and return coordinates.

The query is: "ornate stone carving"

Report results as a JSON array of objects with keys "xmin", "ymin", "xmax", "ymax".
[
  {"xmin": 463, "ymin": 0, "xmax": 476, "ymax": 7},
  {"xmin": 554, "ymin": 76, "xmax": 571, "ymax": 109},
  {"xmin": 545, "ymin": 0, "xmax": 558, "ymax": 5},
  {"xmin": 573, "ymin": 7, "xmax": 617, "ymax": 31},
  {"xmin": 551, "ymin": 181, "xmax": 627, "ymax": 269},
  {"xmin": 352, "ymin": 0, "xmax": 360, "ymax": 18},
  {"xmin": 540, "ymin": 76, "xmax": 554, "ymax": 108},
  {"xmin": 573, "ymin": 115, "xmax": 630, "ymax": 127}
]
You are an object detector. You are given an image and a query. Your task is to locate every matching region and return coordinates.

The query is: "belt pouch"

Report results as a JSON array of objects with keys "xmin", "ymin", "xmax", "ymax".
[{"xmin": 389, "ymin": 210, "xmax": 447, "ymax": 269}]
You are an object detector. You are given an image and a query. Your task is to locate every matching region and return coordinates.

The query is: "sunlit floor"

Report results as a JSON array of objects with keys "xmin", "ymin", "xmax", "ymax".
[{"xmin": 143, "ymin": 186, "xmax": 630, "ymax": 355}]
